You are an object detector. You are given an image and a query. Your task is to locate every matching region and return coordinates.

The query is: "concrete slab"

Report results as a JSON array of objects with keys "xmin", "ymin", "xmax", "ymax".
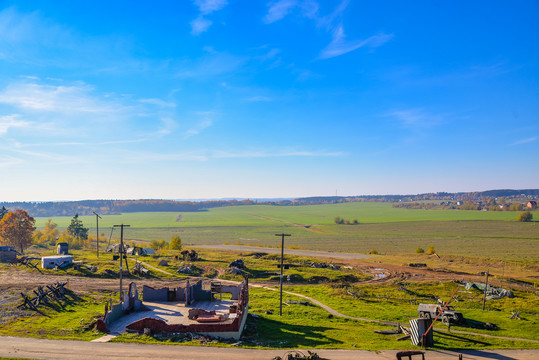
[{"xmin": 108, "ymin": 299, "xmax": 235, "ymax": 333}]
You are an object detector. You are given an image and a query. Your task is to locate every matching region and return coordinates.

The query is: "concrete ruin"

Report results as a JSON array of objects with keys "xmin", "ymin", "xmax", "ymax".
[
  {"xmin": 123, "ymin": 278, "xmax": 249, "ymax": 339},
  {"xmin": 41, "ymin": 255, "xmax": 73, "ymax": 269}
]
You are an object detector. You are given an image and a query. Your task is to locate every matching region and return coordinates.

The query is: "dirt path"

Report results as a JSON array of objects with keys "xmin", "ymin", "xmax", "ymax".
[
  {"xmin": 128, "ymin": 259, "xmax": 176, "ymax": 277},
  {"xmin": 193, "ymin": 244, "xmax": 375, "ymax": 260},
  {"xmin": 0, "ymin": 336, "xmax": 538, "ymax": 360}
]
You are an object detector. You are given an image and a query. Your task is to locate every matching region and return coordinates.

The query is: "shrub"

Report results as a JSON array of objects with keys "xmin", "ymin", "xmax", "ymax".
[
  {"xmin": 416, "ymin": 247, "xmax": 425, "ymax": 254},
  {"xmin": 369, "ymin": 249, "xmax": 379, "ymax": 255},
  {"xmin": 426, "ymin": 245, "xmax": 436, "ymax": 255},
  {"xmin": 518, "ymin": 211, "xmax": 533, "ymax": 222}
]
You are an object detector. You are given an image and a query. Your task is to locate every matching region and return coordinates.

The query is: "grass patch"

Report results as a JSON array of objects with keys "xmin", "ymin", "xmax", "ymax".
[{"xmin": 0, "ymin": 291, "xmax": 109, "ymax": 341}]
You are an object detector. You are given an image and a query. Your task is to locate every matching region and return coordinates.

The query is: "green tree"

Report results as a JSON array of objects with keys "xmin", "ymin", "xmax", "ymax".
[
  {"xmin": 0, "ymin": 209, "xmax": 36, "ymax": 253},
  {"xmin": 67, "ymin": 214, "xmax": 89, "ymax": 240},
  {"xmin": 0, "ymin": 206, "xmax": 7, "ymax": 221},
  {"xmin": 416, "ymin": 247, "xmax": 425, "ymax": 254},
  {"xmin": 170, "ymin": 235, "xmax": 182, "ymax": 251},
  {"xmin": 518, "ymin": 211, "xmax": 533, "ymax": 222}
]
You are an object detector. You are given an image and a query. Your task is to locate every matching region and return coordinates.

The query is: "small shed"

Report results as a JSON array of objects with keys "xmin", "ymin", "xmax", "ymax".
[
  {"xmin": 0, "ymin": 246, "xmax": 17, "ymax": 263},
  {"xmin": 42, "ymin": 255, "xmax": 73, "ymax": 269},
  {"xmin": 57, "ymin": 242, "xmax": 69, "ymax": 255}
]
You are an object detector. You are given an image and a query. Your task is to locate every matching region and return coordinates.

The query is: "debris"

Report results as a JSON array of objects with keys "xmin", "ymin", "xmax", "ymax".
[
  {"xmin": 510, "ymin": 311, "xmax": 521, "ymax": 320},
  {"xmin": 229, "ymin": 259, "xmax": 245, "ymax": 269},
  {"xmin": 133, "ymin": 262, "xmax": 149, "ymax": 275},
  {"xmin": 408, "ymin": 263, "xmax": 427, "ymax": 268},
  {"xmin": 11, "ymin": 256, "xmax": 43, "ymax": 274},
  {"xmin": 465, "ymin": 282, "xmax": 514, "ymax": 300},
  {"xmin": 285, "ymin": 300, "xmax": 313, "ymax": 306},
  {"xmin": 180, "ymin": 249, "xmax": 198, "ymax": 261},
  {"xmin": 272, "ymin": 350, "xmax": 320, "ymax": 360},
  {"xmin": 309, "ymin": 262, "xmax": 340, "ymax": 270},
  {"xmin": 396, "ymin": 350, "xmax": 425, "ymax": 360},
  {"xmin": 374, "ymin": 329, "xmax": 401, "ymax": 335},
  {"xmin": 227, "ymin": 266, "xmax": 243, "ymax": 275}
]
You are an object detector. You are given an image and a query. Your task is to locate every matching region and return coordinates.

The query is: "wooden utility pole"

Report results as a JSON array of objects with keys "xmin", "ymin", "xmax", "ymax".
[
  {"xmin": 275, "ymin": 233, "xmax": 291, "ymax": 316},
  {"xmin": 482, "ymin": 269, "xmax": 489, "ymax": 311},
  {"xmin": 114, "ymin": 224, "xmax": 130, "ymax": 301},
  {"xmin": 93, "ymin": 212, "xmax": 102, "ymax": 259}
]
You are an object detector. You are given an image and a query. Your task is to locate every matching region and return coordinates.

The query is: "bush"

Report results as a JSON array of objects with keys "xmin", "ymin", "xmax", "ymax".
[
  {"xmin": 518, "ymin": 211, "xmax": 533, "ymax": 222},
  {"xmin": 426, "ymin": 245, "xmax": 436, "ymax": 255},
  {"xmin": 416, "ymin": 247, "xmax": 425, "ymax": 254},
  {"xmin": 369, "ymin": 249, "xmax": 379, "ymax": 255}
]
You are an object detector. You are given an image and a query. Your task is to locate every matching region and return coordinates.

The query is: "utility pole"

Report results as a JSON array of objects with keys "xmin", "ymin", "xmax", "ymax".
[
  {"xmin": 275, "ymin": 233, "xmax": 291, "ymax": 316},
  {"xmin": 114, "ymin": 224, "xmax": 130, "ymax": 302},
  {"xmin": 482, "ymin": 269, "xmax": 489, "ymax": 311},
  {"xmin": 93, "ymin": 212, "xmax": 102, "ymax": 259}
]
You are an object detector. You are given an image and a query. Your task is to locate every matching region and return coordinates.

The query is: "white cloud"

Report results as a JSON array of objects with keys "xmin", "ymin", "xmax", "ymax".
[
  {"xmin": 263, "ymin": 0, "xmax": 298, "ymax": 24},
  {"xmin": 244, "ymin": 96, "xmax": 273, "ymax": 102},
  {"xmin": 121, "ymin": 148, "xmax": 345, "ymax": 164},
  {"xmin": 511, "ymin": 137, "xmax": 537, "ymax": 146},
  {"xmin": 138, "ymin": 98, "xmax": 176, "ymax": 108},
  {"xmin": 0, "ymin": 82, "xmax": 123, "ymax": 114},
  {"xmin": 190, "ymin": 16, "xmax": 212, "ymax": 35},
  {"xmin": 319, "ymin": 27, "xmax": 393, "ymax": 59},
  {"xmin": 194, "ymin": 0, "xmax": 228, "ymax": 14},
  {"xmin": 387, "ymin": 109, "xmax": 445, "ymax": 129},
  {"xmin": 185, "ymin": 119, "xmax": 213, "ymax": 137},
  {"xmin": 212, "ymin": 149, "xmax": 345, "ymax": 159},
  {"xmin": 0, "ymin": 114, "xmax": 31, "ymax": 135},
  {"xmin": 190, "ymin": 0, "xmax": 228, "ymax": 35}
]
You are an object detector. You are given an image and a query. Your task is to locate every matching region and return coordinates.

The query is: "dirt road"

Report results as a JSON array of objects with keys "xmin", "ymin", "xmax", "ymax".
[
  {"xmin": 193, "ymin": 244, "xmax": 375, "ymax": 260},
  {"xmin": 0, "ymin": 336, "xmax": 537, "ymax": 360}
]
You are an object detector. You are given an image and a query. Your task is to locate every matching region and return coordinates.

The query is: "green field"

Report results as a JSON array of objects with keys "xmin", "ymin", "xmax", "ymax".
[
  {"xmin": 36, "ymin": 202, "xmax": 526, "ymax": 228},
  {"xmin": 34, "ymin": 203, "xmax": 539, "ymax": 261}
]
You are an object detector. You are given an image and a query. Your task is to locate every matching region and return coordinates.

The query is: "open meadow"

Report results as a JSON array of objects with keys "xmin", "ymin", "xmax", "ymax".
[{"xmin": 35, "ymin": 202, "xmax": 539, "ymax": 261}]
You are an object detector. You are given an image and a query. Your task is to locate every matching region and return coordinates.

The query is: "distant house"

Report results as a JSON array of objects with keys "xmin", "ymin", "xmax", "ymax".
[
  {"xmin": 527, "ymin": 201, "xmax": 537, "ymax": 209},
  {"xmin": 456, "ymin": 201, "xmax": 463, "ymax": 206}
]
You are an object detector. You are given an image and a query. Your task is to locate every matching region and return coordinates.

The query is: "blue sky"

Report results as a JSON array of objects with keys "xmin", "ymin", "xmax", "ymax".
[{"xmin": 0, "ymin": 0, "xmax": 537, "ymax": 201}]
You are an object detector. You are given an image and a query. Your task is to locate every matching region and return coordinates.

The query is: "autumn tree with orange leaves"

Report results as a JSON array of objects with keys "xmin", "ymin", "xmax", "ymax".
[{"xmin": 0, "ymin": 209, "xmax": 36, "ymax": 254}]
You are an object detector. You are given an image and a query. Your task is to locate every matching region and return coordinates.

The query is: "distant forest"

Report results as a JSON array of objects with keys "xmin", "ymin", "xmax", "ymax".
[{"xmin": 1, "ymin": 189, "xmax": 538, "ymax": 217}]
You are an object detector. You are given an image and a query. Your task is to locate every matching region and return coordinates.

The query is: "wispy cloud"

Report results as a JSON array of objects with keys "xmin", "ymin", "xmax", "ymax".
[
  {"xmin": 511, "ymin": 137, "xmax": 537, "ymax": 146},
  {"xmin": 0, "ymin": 78, "xmax": 181, "ymax": 154},
  {"xmin": 262, "ymin": 1, "xmax": 392, "ymax": 59},
  {"xmin": 190, "ymin": 17, "xmax": 213, "ymax": 35},
  {"xmin": 0, "ymin": 82, "xmax": 125, "ymax": 115},
  {"xmin": 0, "ymin": 114, "xmax": 31, "ymax": 135},
  {"xmin": 191, "ymin": 0, "xmax": 228, "ymax": 35},
  {"xmin": 244, "ymin": 96, "xmax": 273, "ymax": 102},
  {"xmin": 387, "ymin": 108, "xmax": 445, "ymax": 129},
  {"xmin": 123, "ymin": 148, "xmax": 345, "ymax": 163},
  {"xmin": 185, "ymin": 113, "xmax": 214, "ymax": 137},
  {"xmin": 263, "ymin": 0, "xmax": 298, "ymax": 24},
  {"xmin": 194, "ymin": 0, "xmax": 228, "ymax": 14},
  {"xmin": 319, "ymin": 27, "xmax": 393, "ymax": 59}
]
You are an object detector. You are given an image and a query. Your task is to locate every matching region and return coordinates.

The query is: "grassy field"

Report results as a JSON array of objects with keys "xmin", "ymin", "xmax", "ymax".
[
  {"xmin": 36, "ymin": 203, "xmax": 527, "ymax": 228},
  {"xmin": 1, "ymin": 245, "xmax": 538, "ymax": 349},
  {"xmin": 33, "ymin": 203, "xmax": 539, "ymax": 261}
]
